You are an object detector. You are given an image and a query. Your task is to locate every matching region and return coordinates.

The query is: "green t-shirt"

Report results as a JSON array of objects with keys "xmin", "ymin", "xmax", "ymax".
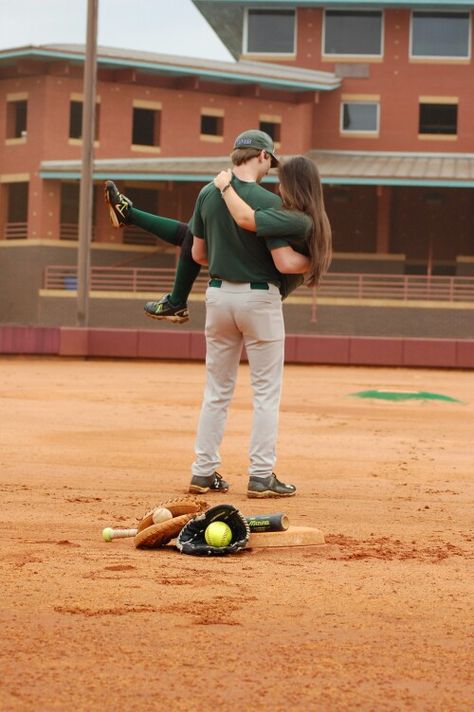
[
  {"xmin": 255, "ymin": 208, "xmax": 312, "ymax": 255},
  {"xmin": 189, "ymin": 177, "xmax": 286, "ymax": 284},
  {"xmin": 255, "ymin": 208, "xmax": 312, "ymax": 298}
]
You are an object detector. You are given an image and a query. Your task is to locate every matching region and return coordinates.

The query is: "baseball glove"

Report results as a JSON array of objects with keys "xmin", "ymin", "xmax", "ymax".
[
  {"xmin": 134, "ymin": 497, "xmax": 208, "ymax": 549},
  {"xmin": 136, "ymin": 496, "xmax": 208, "ymax": 533},
  {"xmin": 176, "ymin": 503, "xmax": 250, "ymax": 556}
]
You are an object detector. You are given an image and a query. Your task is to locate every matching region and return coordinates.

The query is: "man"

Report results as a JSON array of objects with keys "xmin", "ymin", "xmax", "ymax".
[{"xmin": 188, "ymin": 129, "xmax": 308, "ymax": 498}]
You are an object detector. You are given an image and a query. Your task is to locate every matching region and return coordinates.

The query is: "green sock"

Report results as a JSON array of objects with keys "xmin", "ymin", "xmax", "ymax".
[
  {"xmin": 170, "ymin": 257, "xmax": 201, "ymax": 306},
  {"xmin": 129, "ymin": 207, "xmax": 181, "ymax": 245}
]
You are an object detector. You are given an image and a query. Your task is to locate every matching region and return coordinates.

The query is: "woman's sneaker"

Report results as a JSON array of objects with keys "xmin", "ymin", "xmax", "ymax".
[
  {"xmin": 144, "ymin": 294, "xmax": 189, "ymax": 324},
  {"xmin": 247, "ymin": 474, "xmax": 296, "ymax": 498},
  {"xmin": 189, "ymin": 472, "xmax": 229, "ymax": 494},
  {"xmin": 104, "ymin": 180, "xmax": 132, "ymax": 227}
]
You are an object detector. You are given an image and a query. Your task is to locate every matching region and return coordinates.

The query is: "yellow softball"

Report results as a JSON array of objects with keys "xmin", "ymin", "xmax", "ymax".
[{"xmin": 204, "ymin": 521, "xmax": 232, "ymax": 547}]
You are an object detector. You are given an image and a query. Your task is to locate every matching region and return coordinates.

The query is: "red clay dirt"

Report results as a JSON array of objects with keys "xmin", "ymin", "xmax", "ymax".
[{"xmin": 1, "ymin": 357, "xmax": 473, "ymax": 711}]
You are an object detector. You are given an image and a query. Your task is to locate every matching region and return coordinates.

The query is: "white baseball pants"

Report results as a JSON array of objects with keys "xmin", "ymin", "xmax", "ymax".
[{"xmin": 191, "ymin": 280, "xmax": 285, "ymax": 479}]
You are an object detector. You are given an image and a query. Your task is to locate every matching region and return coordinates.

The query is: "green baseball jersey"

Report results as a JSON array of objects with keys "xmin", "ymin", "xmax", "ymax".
[
  {"xmin": 190, "ymin": 177, "xmax": 286, "ymax": 284},
  {"xmin": 255, "ymin": 207, "xmax": 312, "ymax": 298}
]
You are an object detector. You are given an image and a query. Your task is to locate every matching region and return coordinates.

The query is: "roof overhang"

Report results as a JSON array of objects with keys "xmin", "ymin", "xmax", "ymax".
[
  {"xmin": 0, "ymin": 44, "xmax": 340, "ymax": 93},
  {"xmin": 40, "ymin": 151, "xmax": 474, "ymax": 188},
  {"xmin": 193, "ymin": 0, "xmax": 474, "ymax": 59},
  {"xmin": 195, "ymin": 1, "xmax": 474, "ymax": 8}
]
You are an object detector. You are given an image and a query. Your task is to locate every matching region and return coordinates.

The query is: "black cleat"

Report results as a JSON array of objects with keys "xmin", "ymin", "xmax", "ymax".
[
  {"xmin": 144, "ymin": 294, "xmax": 189, "ymax": 324},
  {"xmin": 189, "ymin": 472, "xmax": 230, "ymax": 494},
  {"xmin": 247, "ymin": 474, "xmax": 296, "ymax": 498},
  {"xmin": 104, "ymin": 180, "xmax": 132, "ymax": 227}
]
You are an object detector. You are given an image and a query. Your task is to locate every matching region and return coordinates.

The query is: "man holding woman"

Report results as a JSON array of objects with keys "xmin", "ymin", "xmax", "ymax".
[{"xmin": 105, "ymin": 129, "xmax": 331, "ymax": 497}]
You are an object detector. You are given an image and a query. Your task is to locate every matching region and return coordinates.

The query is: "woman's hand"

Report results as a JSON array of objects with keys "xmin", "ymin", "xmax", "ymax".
[{"xmin": 214, "ymin": 169, "xmax": 232, "ymax": 191}]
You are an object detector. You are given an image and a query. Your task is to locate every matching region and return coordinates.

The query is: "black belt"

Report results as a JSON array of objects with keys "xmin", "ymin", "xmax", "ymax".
[{"xmin": 209, "ymin": 278, "xmax": 269, "ymax": 290}]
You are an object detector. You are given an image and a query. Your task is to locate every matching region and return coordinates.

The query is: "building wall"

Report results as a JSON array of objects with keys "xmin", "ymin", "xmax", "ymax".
[
  {"xmin": 0, "ymin": 70, "xmax": 316, "ymax": 171},
  {"xmin": 295, "ymin": 8, "xmax": 474, "ymax": 153}
]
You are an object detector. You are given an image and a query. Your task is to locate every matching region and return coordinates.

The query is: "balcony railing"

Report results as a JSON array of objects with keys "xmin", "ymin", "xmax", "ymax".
[
  {"xmin": 43, "ymin": 266, "xmax": 474, "ymax": 303},
  {"xmin": 5, "ymin": 222, "xmax": 28, "ymax": 239}
]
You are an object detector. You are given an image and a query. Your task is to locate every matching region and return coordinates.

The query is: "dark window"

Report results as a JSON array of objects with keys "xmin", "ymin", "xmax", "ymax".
[
  {"xmin": 69, "ymin": 101, "xmax": 82, "ymax": 139},
  {"xmin": 132, "ymin": 108, "xmax": 161, "ymax": 146},
  {"xmin": 7, "ymin": 182, "xmax": 28, "ymax": 222},
  {"xmin": 259, "ymin": 121, "xmax": 281, "ymax": 143},
  {"xmin": 201, "ymin": 114, "xmax": 223, "ymax": 136},
  {"xmin": 6, "ymin": 182, "xmax": 28, "ymax": 239},
  {"xmin": 324, "ymin": 10, "xmax": 383, "ymax": 55},
  {"xmin": 59, "ymin": 183, "xmax": 98, "ymax": 240},
  {"xmin": 419, "ymin": 104, "xmax": 457, "ymax": 135},
  {"xmin": 6, "ymin": 100, "xmax": 27, "ymax": 139},
  {"xmin": 342, "ymin": 102, "xmax": 379, "ymax": 132},
  {"xmin": 60, "ymin": 183, "xmax": 79, "ymax": 240},
  {"xmin": 246, "ymin": 9, "xmax": 295, "ymax": 53},
  {"xmin": 412, "ymin": 12, "xmax": 470, "ymax": 57},
  {"xmin": 69, "ymin": 101, "xmax": 100, "ymax": 140}
]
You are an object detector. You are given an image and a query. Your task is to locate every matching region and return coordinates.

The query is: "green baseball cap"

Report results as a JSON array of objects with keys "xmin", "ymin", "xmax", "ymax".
[{"xmin": 233, "ymin": 129, "xmax": 280, "ymax": 167}]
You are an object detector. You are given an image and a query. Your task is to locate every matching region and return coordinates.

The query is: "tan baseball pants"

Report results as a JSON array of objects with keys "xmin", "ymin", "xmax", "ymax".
[{"xmin": 191, "ymin": 280, "xmax": 285, "ymax": 480}]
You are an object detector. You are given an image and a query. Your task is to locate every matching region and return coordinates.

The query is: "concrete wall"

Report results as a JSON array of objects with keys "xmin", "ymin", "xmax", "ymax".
[{"xmin": 1, "ymin": 324, "xmax": 473, "ymax": 369}]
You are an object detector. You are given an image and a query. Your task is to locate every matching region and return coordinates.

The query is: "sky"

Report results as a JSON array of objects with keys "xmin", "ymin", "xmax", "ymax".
[{"xmin": 0, "ymin": 0, "xmax": 233, "ymax": 61}]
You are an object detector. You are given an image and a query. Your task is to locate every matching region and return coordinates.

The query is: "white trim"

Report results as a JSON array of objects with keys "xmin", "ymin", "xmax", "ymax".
[
  {"xmin": 132, "ymin": 99, "xmax": 162, "ymax": 110},
  {"xmin": 6, "ymin": 92, "xmax": 28, "ymax": 102},
  {"xmin": 200, "ymin": 107, "xmax": 225, "ymax": 117},
  {"xmin": 409, "ymin": 9, "xmax": 471, "ymax": 61},
  {"xmin": 322, "ymin": 8, "xmax": 384, "ymax": 60},
  {"xmin": 340, "ymin": 100, "xmax": 380, "ymax": 135},
  {"xmin": 70, "ymin": 92, "xmax": 101, "ymax": 103},
  {"xmin": 0, "ymin": 173, "xmax": 30, "ymax": 183},
  {"xmin": 243, "ymin": 6, "xmax": 297, "ymax": 56}
]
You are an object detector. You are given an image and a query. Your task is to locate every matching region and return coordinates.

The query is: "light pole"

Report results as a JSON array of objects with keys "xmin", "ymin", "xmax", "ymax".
[{"xmin": 76, "ymin": 0, "xmax": 99, "ymax": 326}]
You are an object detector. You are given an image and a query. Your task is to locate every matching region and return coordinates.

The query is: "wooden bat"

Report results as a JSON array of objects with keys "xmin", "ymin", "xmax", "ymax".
[{"xmin": 102, "ymin": 513, "xmax": 288, "ymax": 541}]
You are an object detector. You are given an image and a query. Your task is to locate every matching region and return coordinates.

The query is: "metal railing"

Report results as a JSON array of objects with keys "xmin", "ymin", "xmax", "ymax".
[
  {"xmin": 5, "ymin": 222, "xmax": 28, "ymax": 239},
  {"xmin": 43, "ymin": 265, "xmax": 474, "ymax": 303}
]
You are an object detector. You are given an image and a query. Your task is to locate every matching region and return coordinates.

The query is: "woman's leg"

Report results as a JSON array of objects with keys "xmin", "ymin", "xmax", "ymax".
[
  {"xmin": 104, "ymin": 180, "xmax": 202, "ymax": 322},
  {"xmin": 128, "ymin": 207, "xmax": 185, "ymax": 246}
]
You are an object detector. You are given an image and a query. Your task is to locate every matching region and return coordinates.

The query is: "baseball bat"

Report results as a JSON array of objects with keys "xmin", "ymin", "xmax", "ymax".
[
  {"xmin": 102, "ymin": 512, "xmax": 289, "ymax": 541},
  {"xmin": 245, "ymin": 513, "xmax": 289, "ymax": 532},
  {"xmin": 102, "ymin": 527, "xmax": 138, "ymax": 542}
]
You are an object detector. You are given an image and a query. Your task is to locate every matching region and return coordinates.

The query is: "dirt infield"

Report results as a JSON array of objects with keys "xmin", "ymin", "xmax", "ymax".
[{"xmin": 1, "ymin": 357, "xmax": 473, "ymax": 711}]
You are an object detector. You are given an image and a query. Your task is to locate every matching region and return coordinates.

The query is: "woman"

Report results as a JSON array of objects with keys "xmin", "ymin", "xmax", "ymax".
[{"xmin": 213, "ymin": 155, "xmax": 332, "ymax": 289}]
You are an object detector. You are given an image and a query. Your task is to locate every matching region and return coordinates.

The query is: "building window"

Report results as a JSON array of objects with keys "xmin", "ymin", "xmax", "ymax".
[
  {"xmin": 324, "ymin": 10, "xmax": 383, "ymax": 56},
  {"xmin": 245, "ymin": 9, "xmax": 295, "ymax": 54},
  {"xmin": 6, "ymin": 182, "xmax": 28, "ymax": 239},
  {"xmin": 60, "ymin": 183, "xmax": 79, "ymax": 240},
  {"xmin": 200, "ymin": 111, "xmax": 224, "ymax": 141},
  {"xmin": 69, "ymin": 100, "xmax": 100, "ymax": 140},
  {"xmin": 6, "ymin": 100, "xmax": 27, "ymax": 139},
  {"xmin": 259, "ymin": 119, "xmax": 281, "ymax": 144},
  {"xmin": 419, "ymin": 103, "xmax": 457, "ymax": 135},
  {"xmin": 132, "ymin": 107, "xmax": 161, "ymax": 147},
  {"xmin": 341, "ymin": 102, "xmax": 379, "ymax": 133},
  {"xmin": 411, "ymin": 12, "xmax": 470, "ymax": 58}
]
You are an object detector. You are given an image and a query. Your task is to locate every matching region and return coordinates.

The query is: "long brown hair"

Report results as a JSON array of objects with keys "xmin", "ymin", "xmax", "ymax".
[{"xmin": 278, "ymin": 156, "xmax": 332, "ymax": 287}]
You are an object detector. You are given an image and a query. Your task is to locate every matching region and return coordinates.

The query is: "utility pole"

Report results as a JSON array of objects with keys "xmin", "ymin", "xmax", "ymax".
[{"xmin": 76, "ymin": 0, "xmax": 99, "ymax": 326}]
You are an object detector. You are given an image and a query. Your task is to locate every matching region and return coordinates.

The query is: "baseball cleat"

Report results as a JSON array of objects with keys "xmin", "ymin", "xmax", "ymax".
[
  {"xmin": 144, "ymin": 294, "xmax": 189, "ymax": 323},
  {"xmin": 247, "ymin": 474, "xmax": 296, "ymax": 498},
  {"xmin": 104, "ymin": 180, "xmax": 132, "ymax": 227},
  {"xmin": 189, "ymin": 472, "xmax": 230, "ymax": 494}
]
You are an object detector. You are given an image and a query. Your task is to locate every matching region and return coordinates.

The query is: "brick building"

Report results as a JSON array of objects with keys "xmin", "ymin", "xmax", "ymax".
[{"xmin": 1, "ymin": 0, "xmax": 473, "ymax": 345}]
